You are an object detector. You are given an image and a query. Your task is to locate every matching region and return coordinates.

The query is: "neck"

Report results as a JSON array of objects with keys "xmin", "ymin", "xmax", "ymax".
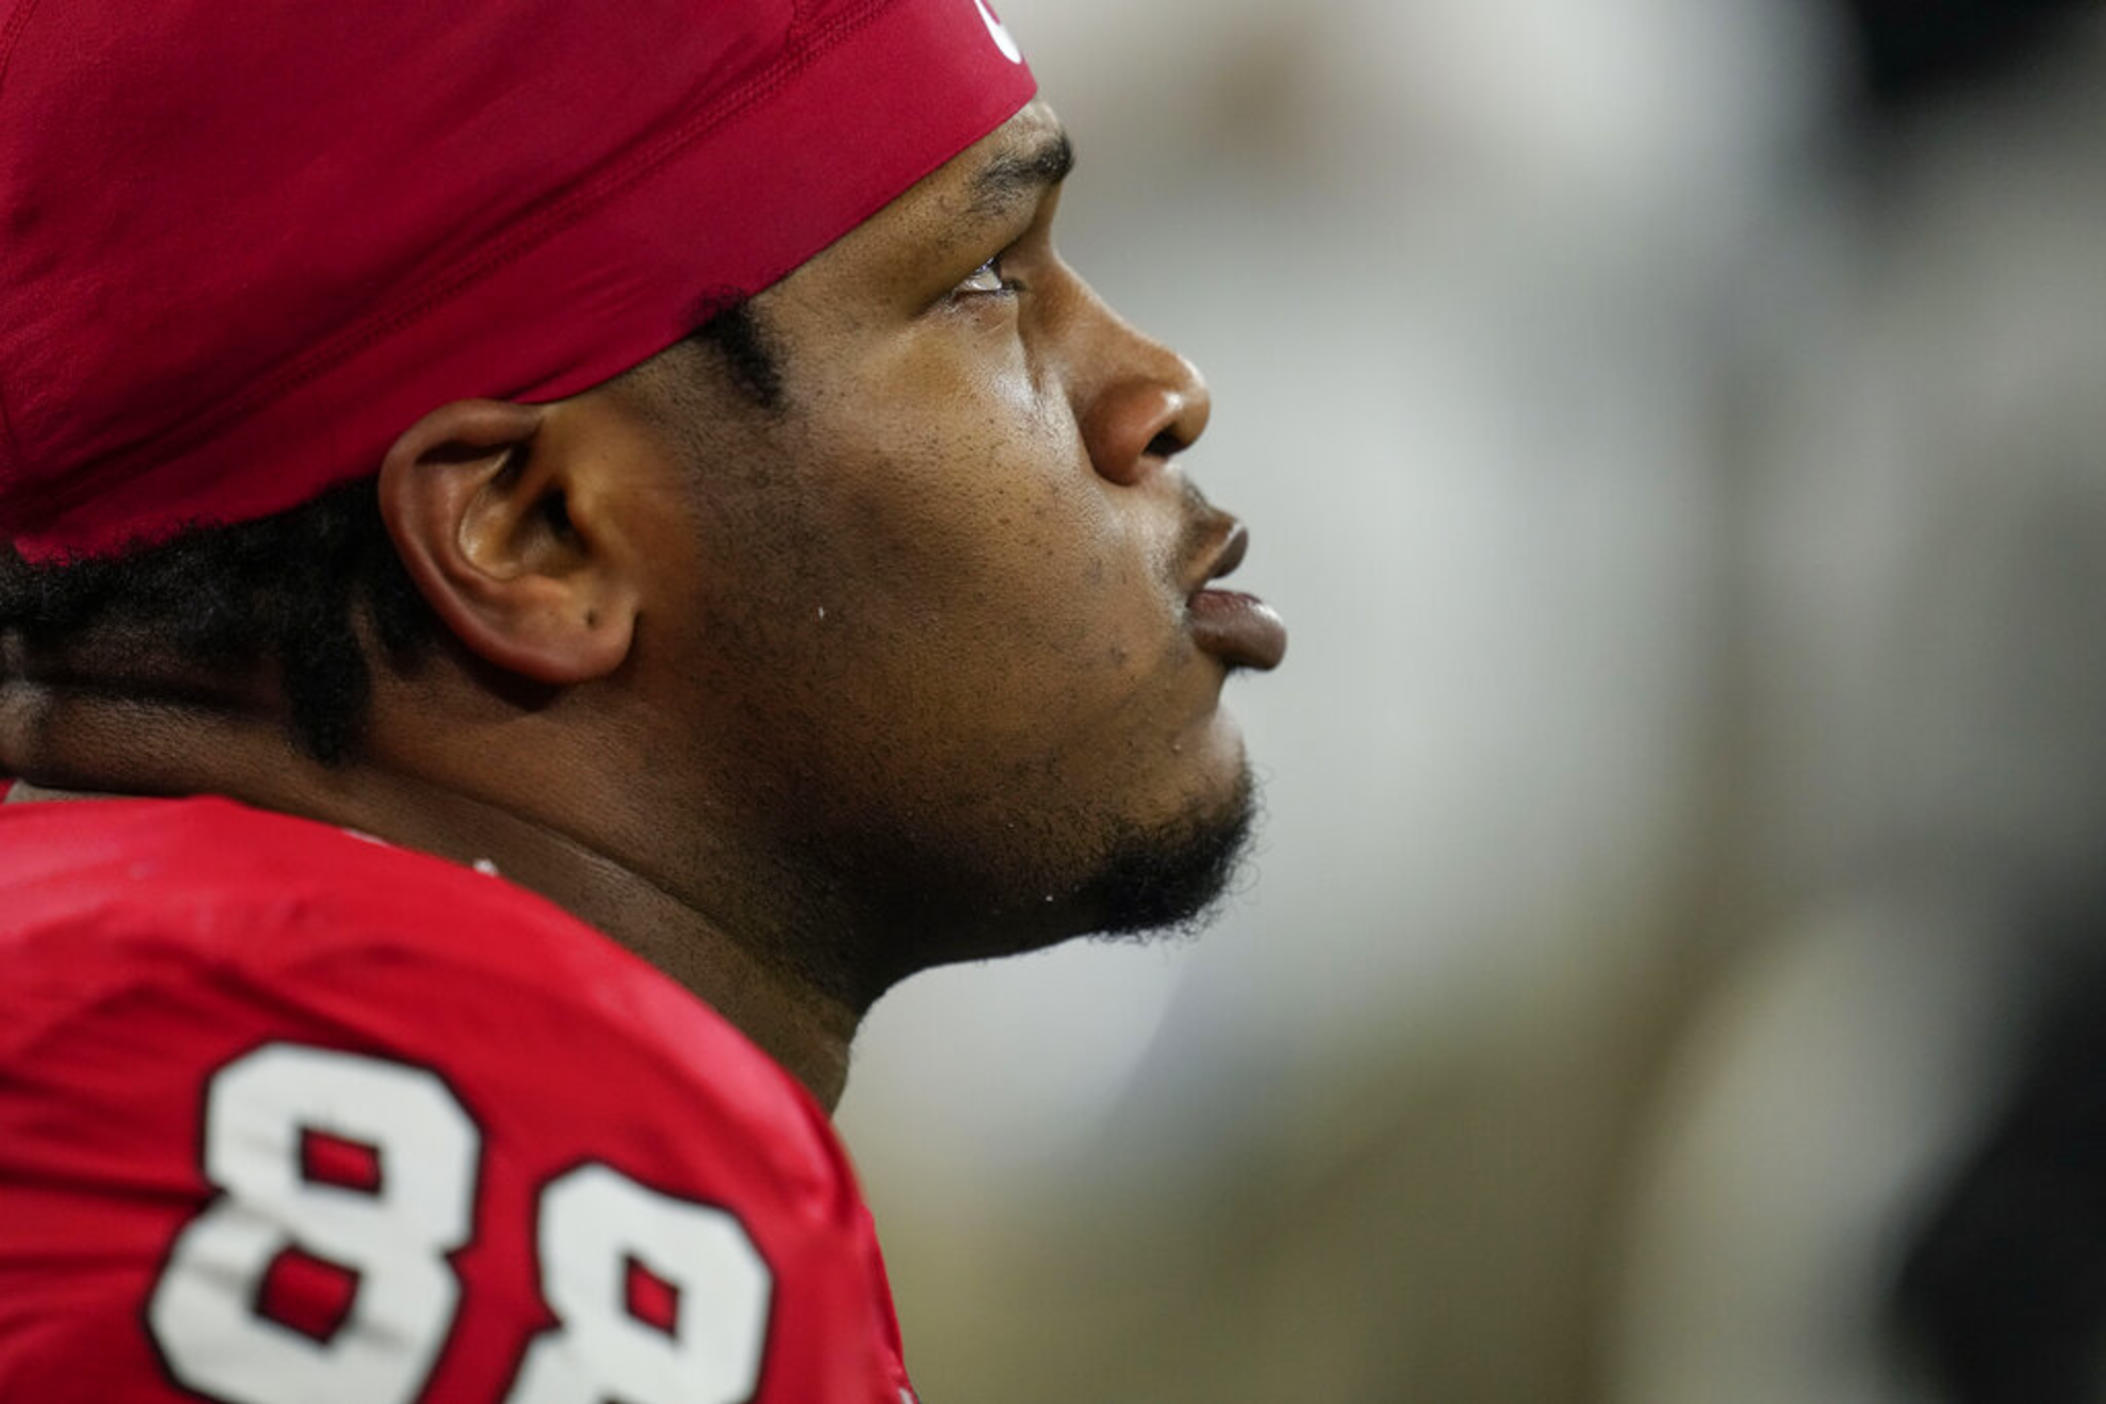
[{"xmin": 0, "ymin": 678, "xmax": 862, "ymax": 1110}]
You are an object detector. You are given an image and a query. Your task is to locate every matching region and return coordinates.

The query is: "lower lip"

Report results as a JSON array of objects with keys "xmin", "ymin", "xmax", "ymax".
[{"xmin": 1188, "ymin": 590, "xmax": 1288, "ymax": 670}]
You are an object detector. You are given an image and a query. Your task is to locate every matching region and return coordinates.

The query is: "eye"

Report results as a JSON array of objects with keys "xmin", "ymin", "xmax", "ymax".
[{"xmin": 953, "ymin": 255, "xmax": 1019, "ymax": 299}]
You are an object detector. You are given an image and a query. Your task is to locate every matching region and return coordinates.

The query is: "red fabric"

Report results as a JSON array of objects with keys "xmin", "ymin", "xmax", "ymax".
[
  {"xmin": 0, "ymin": 797, "xmax": 919, "ymax": 1403},
  {"xmin": 0, "ymin": 0, "xmax": 1035, "ymax": 560}
]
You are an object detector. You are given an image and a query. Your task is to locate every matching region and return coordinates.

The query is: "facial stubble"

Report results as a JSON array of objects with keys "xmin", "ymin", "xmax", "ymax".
[{"xmin": 765, "ymin": 754, "xmax": 1261, "ymax": 1009}]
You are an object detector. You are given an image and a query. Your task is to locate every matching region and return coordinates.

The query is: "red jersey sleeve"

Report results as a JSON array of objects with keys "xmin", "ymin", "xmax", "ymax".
[{"xmin": 0, "ymin": 797, "xmax": 917, "ymax": 1404}]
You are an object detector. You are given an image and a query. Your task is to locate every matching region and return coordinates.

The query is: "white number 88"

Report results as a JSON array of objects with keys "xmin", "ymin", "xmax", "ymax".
[{"xmin": 147, "ymin": 1043, "xmax": 771, "ymax": 1404}]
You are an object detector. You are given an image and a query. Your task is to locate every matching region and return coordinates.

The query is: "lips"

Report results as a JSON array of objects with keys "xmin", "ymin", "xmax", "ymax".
[
  {"xmin": 1185, "ymin": 519, "xmax": 1287, "ymax": 670},
  {"xmin": 1188, "ymin": 587, "xmax": 1288, "ymax": 670}
]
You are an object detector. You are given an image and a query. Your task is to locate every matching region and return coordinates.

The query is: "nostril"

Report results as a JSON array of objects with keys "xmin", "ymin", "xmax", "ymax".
[{"xmin": 1144, "ymin": 430, "xmax": 1185, "ymax": 460}]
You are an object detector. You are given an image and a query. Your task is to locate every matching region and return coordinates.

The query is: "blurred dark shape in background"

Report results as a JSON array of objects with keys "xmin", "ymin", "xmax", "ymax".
[
  {"xmin": 1896, "ymin": 903, "xmax": 2106, "ymax": 1404},
  {"xmin": 1829, "ymin": 5, "xmax": 2106, "ymax": 1403},
  {"xmin": 1842, "ymin": 0, "xmax": 2094, "ymax": 117},
  {"xmin": 1611, "ymin": 1, "xmax": 2106, "ymax": 1400}
]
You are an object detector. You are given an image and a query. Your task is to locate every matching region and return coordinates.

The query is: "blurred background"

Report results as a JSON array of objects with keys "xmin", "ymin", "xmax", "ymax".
[{"xmin": 835, "ymin": 1, "xmax": 2106, "ymax": 1399}]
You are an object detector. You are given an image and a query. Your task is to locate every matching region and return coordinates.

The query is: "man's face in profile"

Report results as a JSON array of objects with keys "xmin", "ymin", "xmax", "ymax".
[{"xmin": 612, "ymin": 101, "xmax": 1284, "ymax": 991}]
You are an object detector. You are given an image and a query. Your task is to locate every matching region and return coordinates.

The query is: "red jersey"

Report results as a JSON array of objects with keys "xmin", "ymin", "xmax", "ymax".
[{"xmin": 0, "ymin": 795, "xmax": 918, "ymax": 1404}]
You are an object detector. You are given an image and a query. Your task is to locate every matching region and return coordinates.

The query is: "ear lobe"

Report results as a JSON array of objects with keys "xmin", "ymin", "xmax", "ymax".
[{"xmin": 378, "ymin": 398, "xmax": 639, "ymax": 686}]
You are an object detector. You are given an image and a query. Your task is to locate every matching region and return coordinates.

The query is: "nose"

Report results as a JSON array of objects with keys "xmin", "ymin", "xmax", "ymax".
[{"xmin": 1068, "ymin": 289, "xmax": 1211, "ymax": 488}]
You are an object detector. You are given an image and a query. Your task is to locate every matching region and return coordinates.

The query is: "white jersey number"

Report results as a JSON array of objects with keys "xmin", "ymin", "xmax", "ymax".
[
  {"xmin": 147, "ymin": 1045, "xmax": 474, "ymax": 1404},
  {"xmin": 509, "ymin": 1165, "xmax": 771, "ymax": 1404},
  {"xmin": 146, "ymin": 1043, "xmax": 772, "ymax": 1404}
]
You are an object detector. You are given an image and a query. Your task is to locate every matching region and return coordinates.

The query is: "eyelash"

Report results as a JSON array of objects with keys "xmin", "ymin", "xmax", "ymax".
[{"xmin": 954, "ymin": 254, "xmax": 1025, "ymax": 300}]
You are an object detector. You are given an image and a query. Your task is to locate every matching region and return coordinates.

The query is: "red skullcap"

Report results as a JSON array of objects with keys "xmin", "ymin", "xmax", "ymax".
[{"xmin": 0, "ymin": 0, "xmax": 1036, "ymax": 561}]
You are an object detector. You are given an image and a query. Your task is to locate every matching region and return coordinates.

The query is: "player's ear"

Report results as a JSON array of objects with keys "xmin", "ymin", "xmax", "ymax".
[{"xmin": 377, "ymin": 398, "xmax": 640, "ymax": 685}]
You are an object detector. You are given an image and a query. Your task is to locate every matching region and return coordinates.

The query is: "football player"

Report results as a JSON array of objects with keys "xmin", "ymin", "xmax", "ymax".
[{"xmin": 0, "ymin": 0, "xmax": 1285, "ymax": 1400}]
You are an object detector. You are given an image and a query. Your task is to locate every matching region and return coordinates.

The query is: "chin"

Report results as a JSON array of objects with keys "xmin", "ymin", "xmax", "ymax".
[
  {"xmin": 1073, "ymin": 760, "xmax": 1258, "ymax": 942},
  {"xmin": 823, "ymin": 759, "xmax": 1261, "ymax": 1003}
]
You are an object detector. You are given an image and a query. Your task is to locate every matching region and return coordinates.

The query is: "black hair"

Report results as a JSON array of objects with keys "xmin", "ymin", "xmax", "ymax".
[
  {"xmin": 0, "ymin": 302, "xmax": 780, "ymax": 767},
  {"xmin": 698, "ymin": 298, "xmax": 785, "ymax": 412},
  {"xmin": 0, "ymin": 474, "xmax": 436, "ymax": 766}
]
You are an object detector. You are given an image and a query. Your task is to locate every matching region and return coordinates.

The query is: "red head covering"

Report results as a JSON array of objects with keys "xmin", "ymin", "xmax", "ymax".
[{"xmin": 0, "ymin": 0, "xmax": 1036, "ymax": 561}]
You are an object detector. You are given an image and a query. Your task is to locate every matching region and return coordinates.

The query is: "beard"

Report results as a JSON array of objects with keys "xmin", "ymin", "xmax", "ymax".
[
  {"xmin": 777, "ymin": 763, "xmax": 1261, "ymax": 1008},
  {"xmin": 1064, "ymin": 763, "xmax": 1258, "ymax": 942}
]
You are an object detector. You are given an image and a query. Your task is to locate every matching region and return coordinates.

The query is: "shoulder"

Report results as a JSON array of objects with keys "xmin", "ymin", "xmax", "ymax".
[
  {"xmin": 0, "ymin": 796, "xmax": 834, "ymax": 1173},
  {"xmin": 0, "ymin": 797, "xmax": 905, "ymax": 1404}
]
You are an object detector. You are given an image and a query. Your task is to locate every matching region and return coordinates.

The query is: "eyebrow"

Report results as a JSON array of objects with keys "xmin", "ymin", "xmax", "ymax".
[{"xmin": 966, "ymin": 129, "xmax": 1075, "ymax": 220}]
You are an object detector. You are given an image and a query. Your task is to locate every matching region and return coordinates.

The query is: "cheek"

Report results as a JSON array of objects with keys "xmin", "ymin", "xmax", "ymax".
[
  {"xmin": 828, "ymin": 425, "xmax": 1165, "ymax": 679},
  {"xmin": 736, "ymin": 350, "xmax": 1199, "ymax": 761}
]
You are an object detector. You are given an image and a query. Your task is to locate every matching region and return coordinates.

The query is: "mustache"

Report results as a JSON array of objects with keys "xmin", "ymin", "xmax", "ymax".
[{"xmin": 1171, "ymin": 478, "xmax": 1247, "ymax": 595}]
